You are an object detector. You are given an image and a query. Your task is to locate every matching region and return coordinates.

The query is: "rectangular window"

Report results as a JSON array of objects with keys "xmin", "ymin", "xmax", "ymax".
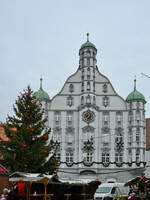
[
  {"xmin": 116, "ymin": 112, "xmax": 123, "ymax": 127},
  {"xmin": 128, "ymin": 111, "xmax": 133, "ymax": 122},
  {"xmin": 128, "ymin": 150, "xmax": 132, "ymax": 162},
  {"xmin": 136, "ymin": 150, "xmax": 140, "ymax": 163},
  {"xmin": 56, "ymin": 152, "xmax": 61, "ymax": 161},
  {"xmin": 128, "ymin": 132, "xmax": 132, "ymax": 144},
  {"xmin": 54, "ymin": 111, "xmax": 61, "ymax": 127},
  {"xmin": 103, "ymin": 112, "xmax": 109, "ymax": 127},
  {"xmin": 66, "ymin": 152, "xmax": 74, "ymax": 163},
  {"xmin": 136, "ymin": 111, "xmax": 141, "ymax": 121},
  {"xmin": 115, "ymin": 153, "xmax": 123, "ymax": 163},
  {"xmin": 115, "ymin": 134, "xmax": 123, "ymax": 143},
  {"xmin": 84, "ymin": 152, "xmax": 93, "ymax": 163},
  {"xmin": 136, "ymin": 132, "xmax": 140, "ymax": 143},
  {"xmin": 102, "ymin": 153, "xmax": 109, "ymax": 163},
  {"xmin": 66, "ymin": 111, "xmax": 73, "ymax": 127},
  {"xmin": 102, "ymin": 134, "xmax": 110, "ymax": 146},
  {"xmin": 66, "ymin": 134, "xmax": 73, "ymax": 145}
]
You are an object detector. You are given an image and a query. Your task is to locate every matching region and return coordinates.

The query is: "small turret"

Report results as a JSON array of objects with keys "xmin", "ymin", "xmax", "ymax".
[
  {"xmin": 34, "ymin": 78, "xmax": 50, "ymax": 101},
  {"xmin": 80, "ymin": 33, "xmax": 96, "ymax": 49},
  {"xmin": 126, "ymin": 78, "xmax": 146, "ymax": 103}
]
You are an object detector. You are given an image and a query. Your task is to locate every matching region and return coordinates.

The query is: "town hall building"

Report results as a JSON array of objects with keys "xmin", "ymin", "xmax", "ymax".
[{"xmin": 34, "ymin": 34, "xmax": 146, "ymax": 183}]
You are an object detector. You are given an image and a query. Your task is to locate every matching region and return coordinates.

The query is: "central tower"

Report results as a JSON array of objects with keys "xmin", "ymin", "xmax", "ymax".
[{"xmin": 79, "ymin": 33, "xmax": 97, "ymax": 107}]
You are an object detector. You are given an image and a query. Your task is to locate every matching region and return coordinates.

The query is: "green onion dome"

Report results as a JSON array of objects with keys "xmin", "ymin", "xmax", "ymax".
[
  {"xmin": 126, "ymin": 79, "xmax": 145, "ymax": 102},
  {"xmin": 34, "ymin": 78, "xmax": 50, "ymax": 101},
  {"xmin": 80, "ymin": 33, "xmax": 96, "ymax": 49}
]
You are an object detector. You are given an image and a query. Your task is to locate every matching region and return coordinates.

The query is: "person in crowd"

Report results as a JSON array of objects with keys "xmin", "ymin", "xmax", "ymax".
[
  {"xmin": 0, "ymin": 188, "xmax": 9, "ymax": 200},
  {"xmin": 128, "ymin": 189, "xmax": 136, "ymax": 200},
  {"xmin": 7, "ymin": 186, "xmax": 19, "ymax": 200}
]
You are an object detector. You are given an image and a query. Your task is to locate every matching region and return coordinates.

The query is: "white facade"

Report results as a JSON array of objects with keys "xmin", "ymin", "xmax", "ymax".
[{"xmin": 38, "ymin": 37, "xmax": 146, "ymax": 182}]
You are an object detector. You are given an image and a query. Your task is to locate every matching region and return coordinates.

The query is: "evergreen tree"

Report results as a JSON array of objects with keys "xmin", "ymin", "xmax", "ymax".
[{"xmin": 0, "ymin": 86, "xmax": 57, "ymax": 174}]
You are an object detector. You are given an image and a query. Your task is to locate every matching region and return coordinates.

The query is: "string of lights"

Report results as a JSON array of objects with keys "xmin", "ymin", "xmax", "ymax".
[{"xmin": 57, "ymin": 164, "xmax": 150, "ymax": 175}]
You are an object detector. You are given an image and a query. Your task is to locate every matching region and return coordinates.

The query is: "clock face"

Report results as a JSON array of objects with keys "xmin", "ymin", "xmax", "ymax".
[{"xmin": 83, "ymin": 110, "xmax": 95, "ymax": 123}]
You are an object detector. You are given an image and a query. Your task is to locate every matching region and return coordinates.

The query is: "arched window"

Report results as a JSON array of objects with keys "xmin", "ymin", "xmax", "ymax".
[
  {"xmin": 81, "ymin": 96, "xmax": 84, "ymax": 105},
  {"xmin": 81, "ymin": 82, "xmax": 84, "ymax": 92},
  {"xmin": 86, "ymin": 94, "xmax": 91, "ymax": 104},
  {"xmin": 136, "ymin": 149, "xmax": 140, "ymax": 163},
  {"xmin": 93, "ymin": 96, "xmax": 96, "ymax": 105},
  {"xmin": 87, "ymin": 81, "xmax": 90, "ymax": 91},
  {"xmin": 69, "ymin": 84, "xmax": 74, "ymax": 93},
  {"xmin": 87, "ymin": 67, "xmax": 90, "ymax": 78},
  {"xmin": 103, "ymin": 83, "xmax": 108, "ymax": 93}
]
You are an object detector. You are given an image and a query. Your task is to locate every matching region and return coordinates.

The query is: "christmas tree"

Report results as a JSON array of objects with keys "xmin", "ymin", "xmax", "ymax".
[{"xmin": 0, "ymin": 86, "xmax": 57, "ymax": 174}]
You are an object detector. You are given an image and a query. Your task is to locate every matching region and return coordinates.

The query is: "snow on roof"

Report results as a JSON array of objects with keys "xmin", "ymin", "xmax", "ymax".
[
  {"xmin": 59, "ymin": 178, "xmax": 98, "ymax": 184},
  {"xmin": 9, "ymin": 174, "xmax": 56, "ymax": 183},
  {"xmin": 10, "ymin": 172, "xmax": 41, "ymax": 178},
  {"xmin": 0, "ymin": 164, "xmax": 9, "ymax": 175}
]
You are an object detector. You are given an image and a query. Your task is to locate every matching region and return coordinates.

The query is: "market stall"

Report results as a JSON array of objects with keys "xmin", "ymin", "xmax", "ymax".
[
  {"xmin": 0, "ymin": 164, "xmax": 9, "ymax": 195},
  {"xmin": 125, "ymin": 175, "xmax": 150, "ymax": 200},
  {"xmin": 9, "ymin": 172, "xmax": 59, "ymax": 200}
]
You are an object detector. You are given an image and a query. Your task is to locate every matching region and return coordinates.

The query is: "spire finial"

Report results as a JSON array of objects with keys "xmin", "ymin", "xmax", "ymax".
[
  {"xmin": 134, "ymin": 76, "xmax": 136, "ymax": 90},
  {"xmin": 86, "ymin": 32, "xmax": 89, "ymax": 42},
  {"xmin": 40, "ymin": 77, "xmax": 43, "ymax": 89}
]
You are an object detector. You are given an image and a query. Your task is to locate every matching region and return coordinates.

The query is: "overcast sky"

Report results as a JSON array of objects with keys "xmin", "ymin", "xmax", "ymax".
[{"xmin": 0, "ymin": 0, "xmax": 150, "ymax": 122}]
